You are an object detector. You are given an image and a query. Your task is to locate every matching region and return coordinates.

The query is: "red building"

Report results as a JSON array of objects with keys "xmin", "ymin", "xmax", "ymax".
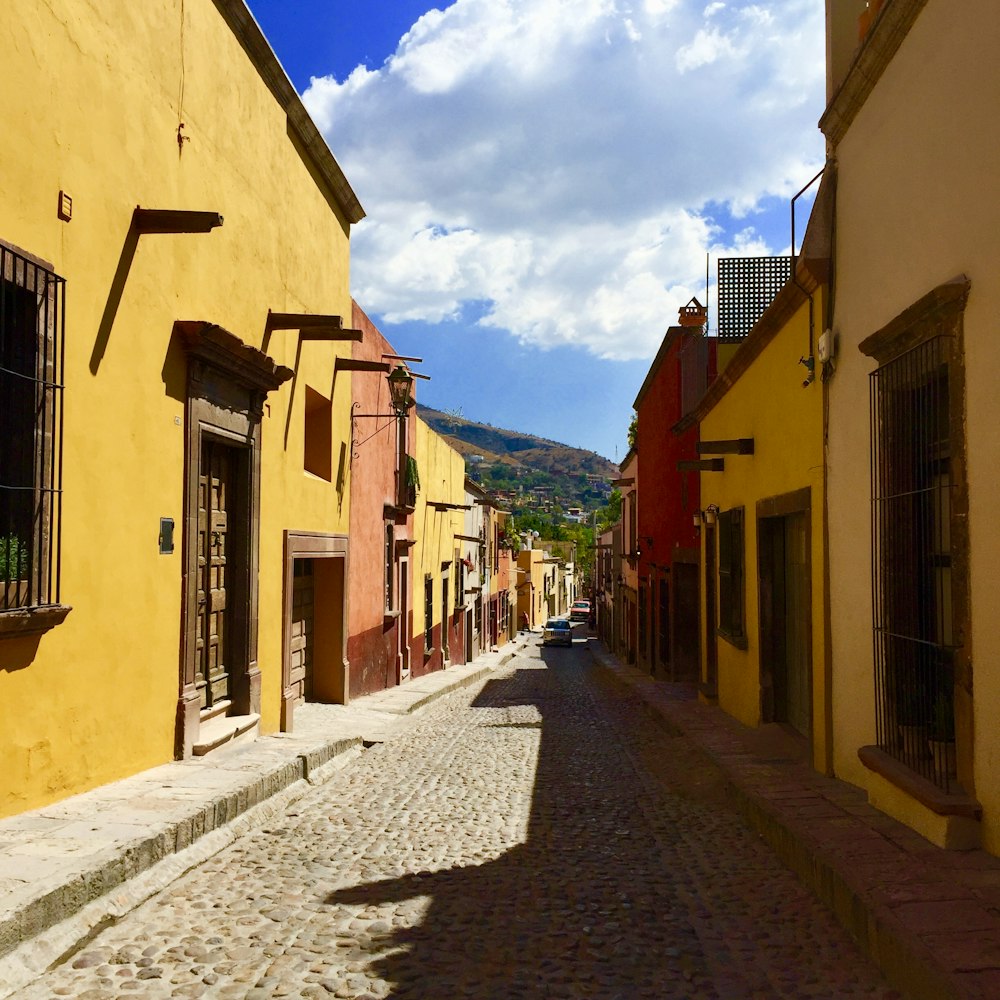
[
  {"xmin": 346, "ymin": 302, "xmax": 417, "ymax": 699},
  {"xmin": 633, "ymin": 299, "xmax": 716, "ymax": 681}
]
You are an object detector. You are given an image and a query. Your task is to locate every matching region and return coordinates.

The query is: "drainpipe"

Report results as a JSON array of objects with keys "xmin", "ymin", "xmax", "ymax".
[{"xmin": 791, "ymin": 167, "xmax": 825, "ymax": 387}]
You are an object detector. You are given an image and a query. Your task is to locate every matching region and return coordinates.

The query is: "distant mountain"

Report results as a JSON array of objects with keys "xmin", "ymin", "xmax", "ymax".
[{"xmin": 417, "ymin": 404, "xmax": 618, "ymax": 511}]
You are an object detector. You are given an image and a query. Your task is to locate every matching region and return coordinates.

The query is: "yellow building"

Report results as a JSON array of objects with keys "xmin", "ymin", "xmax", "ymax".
[
  {"xmin": 411, "ymin": 418, "xmax": 467, "ymax": 673},
  {"xmin": 516, "ymin": 548, "xmax": 551, "ymax": 630},
  {"xmin": 692, "ymin": 185, "xmax": 832, "ymax": 774},
  {"xmin": 0, "ymin": 1, "xmax": 364, "ymax": 817},
  {"xmin": 823, "ymin": 0, "xmax": 1000, "ymax": 851}
]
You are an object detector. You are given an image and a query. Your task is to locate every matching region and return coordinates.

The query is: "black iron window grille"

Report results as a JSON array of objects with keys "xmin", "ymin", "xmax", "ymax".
[
  {"xmin": 717, "ymin": 256, "xmax": 792, "ymax": 343},
  {"xmin": 871, "ymin": 335, "xmax": 956, "ymax": 791},
  {"xmin": 424, "ymin": 575, "xmax": 434, "ymax": 652},
  {"xmin": 717, "ymin": 507, "xmax": 745, "ymax": 641},
  {"xmin": 384, "ymin": 524, "xmax": 394, "ymax": 612},
  {"xmin": 0, "ymin": 243, "xmax": 65, "ymax": 612}
]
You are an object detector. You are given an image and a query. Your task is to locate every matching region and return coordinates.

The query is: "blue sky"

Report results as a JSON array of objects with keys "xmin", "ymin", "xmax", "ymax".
[{"xmin": 246, "ymin": 0, "xmax": 825, "ymax": 462}]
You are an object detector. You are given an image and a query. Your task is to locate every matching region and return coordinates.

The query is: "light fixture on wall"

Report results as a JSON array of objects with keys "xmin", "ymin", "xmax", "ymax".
[
  {"xmin": 386, "ymin": 365, "xmax": 415, "ymax": 417},
  {"xmin": 703, "ymin": 504, "xmax": 720, "ymax": 526},
  {"xmin": 692, "ymin": 511, "xmax": 703, "ymax": 528}
]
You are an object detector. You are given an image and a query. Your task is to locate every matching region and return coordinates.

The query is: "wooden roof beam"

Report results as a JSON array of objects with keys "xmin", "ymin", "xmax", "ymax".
[{"xmin": 697, "ymin": 438, "xmax": 754, "ymax": 456}]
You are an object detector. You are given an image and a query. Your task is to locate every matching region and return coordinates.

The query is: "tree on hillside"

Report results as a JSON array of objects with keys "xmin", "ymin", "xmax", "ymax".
[{"xmin": 596, "ymin": 489, "xmax": 622, "ymax": 533}]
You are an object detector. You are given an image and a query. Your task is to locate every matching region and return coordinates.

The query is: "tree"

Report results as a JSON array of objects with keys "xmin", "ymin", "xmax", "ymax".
[{"xmin": 596, "ymin": 489, "xmax": 622, "ymax": 534}]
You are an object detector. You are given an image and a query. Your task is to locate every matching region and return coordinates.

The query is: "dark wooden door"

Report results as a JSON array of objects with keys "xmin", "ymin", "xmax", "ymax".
[
  {"xmin": 760, "ymin": 513, "xmax": 811, "ymax": 736},
  {"xmin": 781, "ymin": 512, "xmax": 811, "ymax": 736},
  {"xmin": 673, "ymin": 562, "xmax": 700, "ymax": 683},
  {"xmin": 289, "ymin": 558, "xmax": 315, "ymax": 706},
  {"xmin": 196, "ymin": 440, "xmax": 235, "ymax": 711}
]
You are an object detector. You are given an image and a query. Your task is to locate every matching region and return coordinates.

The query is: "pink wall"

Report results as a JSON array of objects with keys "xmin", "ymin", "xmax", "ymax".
[{"xmin": 347, "ymin": 302, "xmax": 416, "ymax": 698}]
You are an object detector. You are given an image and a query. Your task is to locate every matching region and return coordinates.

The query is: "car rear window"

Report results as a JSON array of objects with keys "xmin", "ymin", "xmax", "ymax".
[{"xmin": 546, "ymin": 619, "xmax": 570, "ymax": 629}]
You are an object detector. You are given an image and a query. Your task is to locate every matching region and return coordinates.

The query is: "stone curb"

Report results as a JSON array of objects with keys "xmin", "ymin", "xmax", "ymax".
[{"xmin": 587, "ymin": 640, "xmax": 975, "ymax": 1000}]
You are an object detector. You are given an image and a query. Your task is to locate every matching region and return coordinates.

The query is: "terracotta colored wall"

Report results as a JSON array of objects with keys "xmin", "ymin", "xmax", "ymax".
[{"xmin": 346, "ymin": 303, "xmax": 415, "ymax": 699}]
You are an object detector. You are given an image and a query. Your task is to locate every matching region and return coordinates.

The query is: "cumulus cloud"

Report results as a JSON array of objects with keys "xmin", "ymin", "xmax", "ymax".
[{"xmin": 303, "ymin": 0, "xmax": 825, "ymax": 361}]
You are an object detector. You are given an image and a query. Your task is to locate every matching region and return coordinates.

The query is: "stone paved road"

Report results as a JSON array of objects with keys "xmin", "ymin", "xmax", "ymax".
[{"xmin": 13, "ymin": 642, "xmax": 903, "ymax": 999}]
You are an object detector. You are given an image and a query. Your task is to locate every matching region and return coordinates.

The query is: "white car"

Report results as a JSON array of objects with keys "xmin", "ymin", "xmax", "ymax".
[{"xmin": 542, "ymin": 618, "xmax": 573, "ymax": 646}]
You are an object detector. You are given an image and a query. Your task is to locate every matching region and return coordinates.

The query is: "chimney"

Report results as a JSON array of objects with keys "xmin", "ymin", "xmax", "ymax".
[{"xmin": 678, "ymin": 297, "xmax": 707, "ymax": 328}]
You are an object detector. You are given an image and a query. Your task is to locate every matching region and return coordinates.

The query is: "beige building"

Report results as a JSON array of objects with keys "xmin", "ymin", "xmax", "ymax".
[{"xmin": 824, "ymin": 0, "xmax": 1000, "ymax": 851}]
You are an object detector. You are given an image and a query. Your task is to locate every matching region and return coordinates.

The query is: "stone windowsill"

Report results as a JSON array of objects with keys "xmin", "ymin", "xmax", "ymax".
[
  {"xmin": 0, "ymin": 604, "xmax": 72, "ymax": 637},
  {"xmin": 858, "ymin": 745, "xmax": 982, "ymax": 819}
]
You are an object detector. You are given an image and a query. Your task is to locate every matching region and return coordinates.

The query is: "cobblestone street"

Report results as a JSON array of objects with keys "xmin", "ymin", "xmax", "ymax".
[{"xmin": 13, "ymin": 643, "xmax": 901, "ymax": 1000}]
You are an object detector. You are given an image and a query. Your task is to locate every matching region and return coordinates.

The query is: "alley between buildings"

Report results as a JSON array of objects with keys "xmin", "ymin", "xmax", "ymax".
[{"xmin": 12, "ymin": 639, "xmax": 897, "ymax": 1000}]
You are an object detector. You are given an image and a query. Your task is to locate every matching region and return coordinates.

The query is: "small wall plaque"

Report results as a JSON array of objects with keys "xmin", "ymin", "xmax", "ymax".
[{"xmin": 159, "ymin": 517, "xmax": 175, "ymax": 554}]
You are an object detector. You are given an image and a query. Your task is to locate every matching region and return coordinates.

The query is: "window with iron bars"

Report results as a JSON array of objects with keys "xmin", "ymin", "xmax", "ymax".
[
  {"xmin": 424, "ymin": 575, "xmax": 434, "ymax": 653},
  {"xmin": 870, "ymin": 335, "xmax": 957, "ymax": 790},
  {"xmin": 0, "ymin": 242, "xmax": 64, "ymax": 615},
  {"xmin": 717, "ymin": 507, "xmax": 745, "ymax": 643}
]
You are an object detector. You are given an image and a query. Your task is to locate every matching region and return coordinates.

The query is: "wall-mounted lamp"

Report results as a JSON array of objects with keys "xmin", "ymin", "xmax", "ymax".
[
  {"xmin": 703, "ymin": 504, "xmax": 720, "ymax": 526},
  {"xmin": 387, "ymin": 365, "xmax": 415, "ymax": 417},
  {"xmin": 692, "ymin": 511, "xmax": 703, "ymax": 528}
]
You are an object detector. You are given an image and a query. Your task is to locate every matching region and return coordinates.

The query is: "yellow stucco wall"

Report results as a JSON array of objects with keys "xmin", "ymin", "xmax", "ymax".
[
  {"xmin": 0, "ymin": 0, "xmax": 355, "ymax": 816},
  {"xmin": 700, "ymin": 290, "xmax": 828, "ymax": 772},
  {"xmin": 826, "ymin": 0, "xmax": 1000, "ymax": 850},
  {"xmin": 517, "ymin": 550, "xmax": 549, "ymax": 629},
  {"xmin": 411, "ymin": 419, "xmax": 466, "ymax": 659}
]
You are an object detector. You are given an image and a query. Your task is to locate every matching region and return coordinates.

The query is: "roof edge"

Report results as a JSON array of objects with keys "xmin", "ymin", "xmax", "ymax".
[{"xmin": 213, "ymin": 0, "xmax": 365, "ymax": 225}]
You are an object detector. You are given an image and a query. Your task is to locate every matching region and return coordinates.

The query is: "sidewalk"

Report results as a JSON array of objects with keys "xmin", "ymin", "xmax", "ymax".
[
  {"xmin": 0, "ymin": 637, "xmax": 529, "ymax": 998},
  {"xmin": 588, "ymin": 639, "xmax": 1000, "ymax": 1000}
]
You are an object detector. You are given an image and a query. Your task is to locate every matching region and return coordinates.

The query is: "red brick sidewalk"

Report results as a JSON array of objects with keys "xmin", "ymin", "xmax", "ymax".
[{"xmin": 588, "ymin": 640, "xmax": 1000, "ymax": 1000}]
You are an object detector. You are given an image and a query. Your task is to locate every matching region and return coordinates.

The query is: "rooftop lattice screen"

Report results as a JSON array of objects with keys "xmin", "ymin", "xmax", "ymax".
[{"xmin": 716, "ymin": 256, "xmax": 792, "ymax": 343}]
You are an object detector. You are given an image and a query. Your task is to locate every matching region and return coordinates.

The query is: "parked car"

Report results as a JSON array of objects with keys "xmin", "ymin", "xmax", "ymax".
[
  {"xmin": 569, "ymin": 600, "xmax": 591, "ymax": 622},
  {"xmin": 542, "ymin": 618, "xmax": 573, "ymax": 647}
]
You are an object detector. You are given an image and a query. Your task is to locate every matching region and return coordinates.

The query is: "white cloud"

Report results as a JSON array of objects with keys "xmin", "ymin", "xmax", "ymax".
[{"xmin": 303, "ymin": 0, "xmax": 825, "ymax": 362}]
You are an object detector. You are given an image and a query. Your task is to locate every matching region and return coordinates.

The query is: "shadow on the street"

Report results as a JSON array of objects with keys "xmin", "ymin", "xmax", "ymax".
[{"xmin": 323, "ymin": 660, "xmax": 705, "ymax": 998}]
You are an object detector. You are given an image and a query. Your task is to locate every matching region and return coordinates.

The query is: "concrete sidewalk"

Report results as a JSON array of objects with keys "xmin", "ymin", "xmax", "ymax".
[
  {"xmin": 0, "ymin": 637, "xmax": 529, "ymax": 998},
  {"xmin": 588, "ymin": 639, "xmax": 1000, "ymax": 1000}
]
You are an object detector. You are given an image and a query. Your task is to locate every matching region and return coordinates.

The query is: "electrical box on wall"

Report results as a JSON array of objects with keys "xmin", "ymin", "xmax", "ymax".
[{"xmin": 818, "ymin": 329, "xmax": 835, "ymax": 364}]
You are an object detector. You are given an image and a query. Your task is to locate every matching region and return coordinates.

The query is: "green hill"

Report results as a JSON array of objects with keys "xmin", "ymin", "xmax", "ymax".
[{"xmin": 416, "ymin": 404, "xmax": 617, "ymax": 512}]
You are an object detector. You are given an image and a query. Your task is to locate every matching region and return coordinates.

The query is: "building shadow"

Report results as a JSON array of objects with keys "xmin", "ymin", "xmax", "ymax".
[{"xmin": 323, "ymin": 662, "xmax": 708, "ymax": 998}]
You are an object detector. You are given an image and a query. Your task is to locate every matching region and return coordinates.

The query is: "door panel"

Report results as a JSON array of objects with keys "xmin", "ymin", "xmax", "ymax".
[
  {"xmin": 783, "ymin": 512, "xmax": 811, "ymax": 736},
  {"xmin": 289, "ymin": 558, "xmax": 315, "ymax": 706},
  {"xmin": 197, "ymin": 440, "xmax": 235, "ymax": 712}
]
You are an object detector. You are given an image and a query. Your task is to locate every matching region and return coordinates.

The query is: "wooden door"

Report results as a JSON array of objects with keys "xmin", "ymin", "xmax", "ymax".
[
  {"xmin": 760, "ymin": 512, "xmax": 811, "ymax": 737},
  {"xmin": 289, "ymin": 558, "xmax": 315, "ymax": 706},
  {"xmin": 782, "ymin": 512, "xmax": 811, "ymax": 736},
  {"xmin": 196, "ymin": 440, "xmax": 235, "ymax": 711},
  {"xmin": 673, "ymin": 562, "xmax": 700, "ymax": 683}
]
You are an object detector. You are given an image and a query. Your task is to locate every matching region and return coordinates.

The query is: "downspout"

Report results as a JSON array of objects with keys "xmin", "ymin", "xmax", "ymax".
[{"xmin": 791, "ymin": 166, "xmax": 826, "ymax": 387}]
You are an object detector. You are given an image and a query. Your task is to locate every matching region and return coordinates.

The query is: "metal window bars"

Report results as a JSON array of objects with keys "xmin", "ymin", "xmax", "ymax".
[
  {"xmin": 0, "ymin": 244, "xmax": 65, "ymax": 611},
  {"xmin": 870, "ymin": 335, "xmax": 956, "ymax": 791}
]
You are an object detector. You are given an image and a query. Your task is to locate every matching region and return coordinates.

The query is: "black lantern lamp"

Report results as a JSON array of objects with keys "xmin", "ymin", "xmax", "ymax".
[{"xmin": 387, "ymin": 365, "xmax": 414, "ymax": 417}]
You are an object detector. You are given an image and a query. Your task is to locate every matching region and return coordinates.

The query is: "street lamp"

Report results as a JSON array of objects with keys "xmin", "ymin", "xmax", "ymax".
[{"xmin": 387, "ymin": 365, "xmax": 414, "ymax": 417}]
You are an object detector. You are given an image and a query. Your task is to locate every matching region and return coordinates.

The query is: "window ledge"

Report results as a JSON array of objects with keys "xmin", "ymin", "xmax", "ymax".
[
  {"xmin": 0, "ymin": 604, "xmax": 72, "ymax": 637},
  {"xmin": 383, "ymin": 610, "xmax": 401, "ymax": 622},
  {"xmin": 859, "ymin": 745, "xmax": 981, "ymax": 819},
  {"xmin": 716, "ymin": 628, "xmax": 748, "ymax": 651}
]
